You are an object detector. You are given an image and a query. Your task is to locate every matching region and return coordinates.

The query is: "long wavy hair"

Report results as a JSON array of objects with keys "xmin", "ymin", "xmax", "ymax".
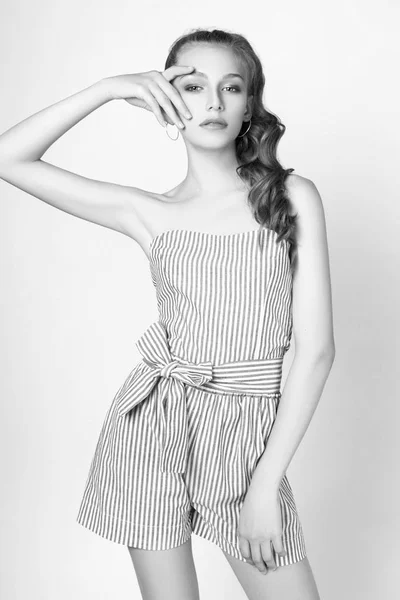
[{"xmin": 164, "ymin": 28, "xmax": 298, "ymax": 267}]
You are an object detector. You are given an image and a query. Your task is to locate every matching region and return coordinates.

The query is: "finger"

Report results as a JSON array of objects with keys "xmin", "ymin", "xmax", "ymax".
[
  {"xmin": 139, "ymin": 90, "xmax": 166, "ymax": 127},
  {"xmin": 250, "ymin": 543, "xmax": 268, "ymax": 574},
  {"xmin": 154, "ymin": 72, "xmax": 192, "ymax": 119},
  {"xmin": 162, "ymin": 64, "xmax": 194, "ymax": 83},
  {"xmin": 260, "ymin": 540, "xmax": 277, "ymax": 572},
  {"xmin": 160, "ymin": 107, "xmax": 175, "ymax": 126},
  {"xmin": 148, "ymin": 83, "xmax": 185, "ymax": 129},
  {"xmin": 271, "ymin": 533, "xmax": 287, "ymax": 560},
  {"xmin": 238, "ymin": 536, "xmax": 252, "ymax": 562}
]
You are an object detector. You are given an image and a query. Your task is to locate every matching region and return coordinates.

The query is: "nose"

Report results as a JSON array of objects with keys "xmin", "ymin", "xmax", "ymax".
[{"xmin": 207, "ymin": 90, "xmax": 223, "ymax": 111}]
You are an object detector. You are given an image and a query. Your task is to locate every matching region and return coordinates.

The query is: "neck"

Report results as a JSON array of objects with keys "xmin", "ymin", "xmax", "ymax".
[{"xmin": 179, "ymin": 142, "xmax": 247, "ymax": 202}]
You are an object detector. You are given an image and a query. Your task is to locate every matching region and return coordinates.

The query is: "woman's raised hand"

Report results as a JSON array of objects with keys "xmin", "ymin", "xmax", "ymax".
[{"xmin": 103, "ymin": 66, "xmax": 194, "ymax": 129}]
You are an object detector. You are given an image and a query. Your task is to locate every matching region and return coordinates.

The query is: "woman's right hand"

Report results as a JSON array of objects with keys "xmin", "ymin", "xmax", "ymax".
[{"xmin": 103, "ymin": 66, "xmax": 194, "ymax": 129}]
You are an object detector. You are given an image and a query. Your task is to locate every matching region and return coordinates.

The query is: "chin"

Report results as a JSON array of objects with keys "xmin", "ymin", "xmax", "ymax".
[
  {"xmin": 187, "ymin": 130, "xmax": 235, "ymax": 146},
  {"xmin": 192, "ymin": 137, "xmax": 234, "ymax": 149}
]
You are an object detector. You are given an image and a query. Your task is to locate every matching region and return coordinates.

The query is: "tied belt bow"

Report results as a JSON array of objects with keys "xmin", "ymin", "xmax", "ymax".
[{"xmin": 115, "ymin": 321, "xmax": 213, "ymax": 473}]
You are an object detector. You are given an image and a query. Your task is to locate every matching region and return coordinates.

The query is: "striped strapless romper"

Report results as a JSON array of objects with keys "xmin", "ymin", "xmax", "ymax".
[{"xmin": 76, "ymin": 227, "xmax": 307, "ymax": 566}]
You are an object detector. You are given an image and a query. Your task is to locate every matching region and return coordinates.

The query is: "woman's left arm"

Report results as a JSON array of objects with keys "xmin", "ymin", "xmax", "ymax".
[{"xmin": 251, "ymin": 174, "xmax": 336, "ymax": 491}]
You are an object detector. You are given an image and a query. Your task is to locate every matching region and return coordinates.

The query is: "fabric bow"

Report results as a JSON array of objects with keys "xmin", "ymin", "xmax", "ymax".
[{"xmin": 115, "ymin": 321, "xmax": 213, "ymax": 473}]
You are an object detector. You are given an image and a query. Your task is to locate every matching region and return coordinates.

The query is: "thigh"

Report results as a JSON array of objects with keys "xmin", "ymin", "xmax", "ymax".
[
  {"xmin": 128, "ymin": 537, "xmax": 200, "ymax": 600},
  {"xmin": 222, "ymin": 552, "xmax": 321, "ymax": 600}
]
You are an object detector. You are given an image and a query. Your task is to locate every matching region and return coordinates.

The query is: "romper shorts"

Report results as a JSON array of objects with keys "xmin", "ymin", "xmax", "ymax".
[{"xmin": 76, "ymin": 321, "xmax": 307, "ymax": 567}]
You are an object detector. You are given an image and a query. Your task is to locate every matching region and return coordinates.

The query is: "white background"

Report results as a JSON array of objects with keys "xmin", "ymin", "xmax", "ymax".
[{"xmin": 0, "ymin": 1, "xmax": 398, "ymax": 599}]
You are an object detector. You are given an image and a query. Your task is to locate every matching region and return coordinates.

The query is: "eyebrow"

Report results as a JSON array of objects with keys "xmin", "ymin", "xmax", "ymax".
[{"xmin": 177, "ymin": 71, "xmax": 245, "ymax": 81}]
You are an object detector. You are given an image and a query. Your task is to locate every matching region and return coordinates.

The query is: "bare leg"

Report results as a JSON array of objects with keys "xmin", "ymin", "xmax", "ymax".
[
  {"xmin": 128, "ymin": 537, "xmax": 200, "ymax": 600},
  {"xmin": 222, "ymin": 551, "xmax": 320, "ymax": 600}
]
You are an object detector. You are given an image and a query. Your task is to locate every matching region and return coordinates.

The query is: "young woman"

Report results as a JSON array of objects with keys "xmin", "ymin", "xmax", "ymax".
[{"xmin": 0, "ymin": 28, "xmax": 334, "ymax": 600}]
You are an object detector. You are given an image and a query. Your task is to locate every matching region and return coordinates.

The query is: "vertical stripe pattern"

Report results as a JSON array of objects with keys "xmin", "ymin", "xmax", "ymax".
[{"xmin": 76, "ymin": 227, "xmax": 307, "ymax": 566}]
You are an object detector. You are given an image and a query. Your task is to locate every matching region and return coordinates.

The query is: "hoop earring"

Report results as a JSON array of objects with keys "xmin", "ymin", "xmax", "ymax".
[
  {"xmin": 237, "ymin": 118, "xmax": 252, "ymax": 138},
  {"xmin": 165, "ymin": 123, "xmax": 180, "ymax": 141}
]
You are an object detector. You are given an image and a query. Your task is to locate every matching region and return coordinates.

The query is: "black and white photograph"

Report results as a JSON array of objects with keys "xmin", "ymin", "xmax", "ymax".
[{"xmin": 0, "ymin": 2, "xmax": 397, "ymax": 599}]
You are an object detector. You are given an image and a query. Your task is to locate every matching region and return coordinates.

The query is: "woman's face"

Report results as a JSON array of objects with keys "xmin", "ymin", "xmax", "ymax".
[{"xmin": 171, "ymin": 44, "xmax": 252, "ymax": 147}]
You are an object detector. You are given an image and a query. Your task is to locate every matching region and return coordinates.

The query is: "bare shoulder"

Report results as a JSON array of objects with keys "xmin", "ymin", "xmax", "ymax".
[
  {"xmin": 284, "ymin": 173, "xmax": 322, "ymax": 217},
  {"xmin": 284, "ymin": 173, "xmax": 327, "ymax": 245},
  {"xmin": 121, "ymin": 187, "xmax": 182, "ymax": 257}
]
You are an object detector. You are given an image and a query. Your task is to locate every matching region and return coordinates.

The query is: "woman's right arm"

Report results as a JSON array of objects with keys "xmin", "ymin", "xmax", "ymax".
[
  {"xmin": 0, "ymin": 79, "xmax": 144, "ymax": 237},
  {"xmin": 0, "ymin": 67, "xmax": 193, "ymax": 242}
]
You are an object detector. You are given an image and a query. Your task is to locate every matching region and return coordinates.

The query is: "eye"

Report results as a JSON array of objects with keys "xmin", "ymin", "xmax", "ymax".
[{"xmin": 184, "ymin": 85, "xmax": 241, "ymax": 92}]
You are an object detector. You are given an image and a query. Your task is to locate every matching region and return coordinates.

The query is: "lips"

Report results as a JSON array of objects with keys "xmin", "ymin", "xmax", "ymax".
[
  {"xmin": 201, "ymin": 123, "xmax": 226, "ymax": 129},
  {"xmin": 200, "ymin": 119, "xmax": 227, "ymax": 126}
]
